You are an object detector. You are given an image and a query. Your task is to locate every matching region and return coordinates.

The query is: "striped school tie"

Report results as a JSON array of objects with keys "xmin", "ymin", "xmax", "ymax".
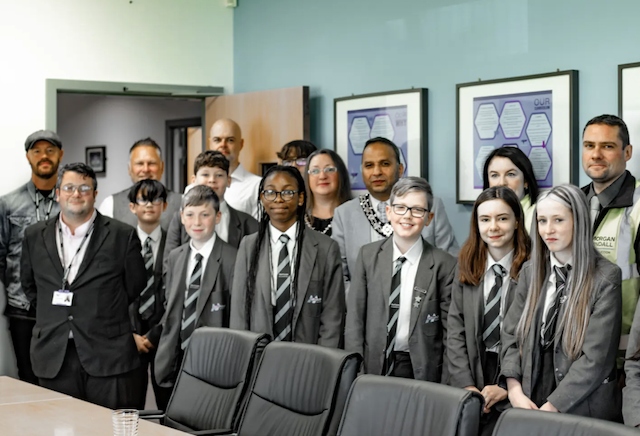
[
  {"xmin": 181, "ymin": 253, "xmax": 203, "ymax": 350},
  {"xmin": 138, "ymin": 237, "xmax": 155, "ymax": 320},
  {"xmin": 385, "ymin": 256, "xmax": 406, "ymax": 376},
  {"xmin": 273, "ymin": 234, "xmax": 293, "ymax": 342},
  {"xmin": 482, "ymin": 264, "xmax": 505, "ymax": 350},
  {"xmin": 541, "ymin": 265, "xmax": 569, "ymax": 348}
]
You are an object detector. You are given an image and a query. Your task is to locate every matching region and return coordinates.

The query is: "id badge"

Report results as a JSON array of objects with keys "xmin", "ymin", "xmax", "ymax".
[{"xmin": 52, "ymin": 290, "xmax": 73, "ymax": 306}]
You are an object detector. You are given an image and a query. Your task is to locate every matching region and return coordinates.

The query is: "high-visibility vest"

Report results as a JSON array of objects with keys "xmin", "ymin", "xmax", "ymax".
[{"xmin": 520, "ymin": 194, "xmax": 535, "ymax": 235}]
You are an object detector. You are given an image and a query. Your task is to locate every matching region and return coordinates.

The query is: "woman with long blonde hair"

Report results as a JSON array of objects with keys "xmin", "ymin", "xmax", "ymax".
[{"xmin": 501, "ymin": 184, "xmax": 622, "ymax": 421}]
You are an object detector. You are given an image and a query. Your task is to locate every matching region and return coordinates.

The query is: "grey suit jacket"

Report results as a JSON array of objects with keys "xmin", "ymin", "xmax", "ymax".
[
  {"xmin": 230, "ymin": 227, "xmax": 345, "ymax": 347},
  {"xmin": 154, "ymin": 238, "xmax": 237, "ymax": 387},
  {"xmin": 501, "ymin": 256, "xmax": 621, "ymax": 420},
  {"xmin": 447, "ymin": 268, "xmax": 517, "ymax": 410},
  {"xmin": 332, "ymin": 195, "xmax": 459, "ymax": 294},
  {"xmin": 344, "ymin": 237, "xmax": 456, "ymax": 382}
]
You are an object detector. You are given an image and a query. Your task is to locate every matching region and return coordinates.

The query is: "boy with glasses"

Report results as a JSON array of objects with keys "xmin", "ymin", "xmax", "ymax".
[
  {"xmin": 345, "ymin": 177, "xmax": 456, "ymax": 381},
  {"xmin": 277, "ymin": 140, "xmax": 317, "ymax": 175},
  {"xmin": 127, "ymin": 179, "xmax": 171, "ymax": 409}
]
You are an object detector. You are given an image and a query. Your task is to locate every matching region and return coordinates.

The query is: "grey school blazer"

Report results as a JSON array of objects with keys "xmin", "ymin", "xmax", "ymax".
[
  {"xmin": 500, "ymin": 256, "xmax": 622, "ymax": 420},
  {"xmin": 332, "ymin": 195, "xmax": 459, "ymax": 295},
  {"xmin": 623, "ymin": 299, "xmax": 640, "ymax": 426},
  {"xmin": 154, "ymin": 238, "xmax": 237, "ymax": 388},
  {"xmin": 230, "ymin": 227, "xmax": 345, "ymax": 347},
  {"xmin": 447, "ymin": 268, "xmax": 517, "ymax": 402},
  {"xmin": 344, "ymin": 237, "xmax": 457, "ymax": 382}
]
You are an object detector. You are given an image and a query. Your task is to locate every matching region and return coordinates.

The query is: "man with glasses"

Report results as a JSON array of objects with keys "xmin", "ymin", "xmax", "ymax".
[
  {"xmin": 21, "ymin": 163, "xmax": 146, "ymax": 408},
  {"xmin": 345, "ymin": 177, "xmax": 456, "ymax": 381},
  {"xmin": 277, "ymin": 140, "xmax": 317, "ymax": 174},
  {"xmin": 332, "ymin": 137, "xmax": 459, "ymax": 295},
  {"xmin": 98, "ymin": 138, "xmax": 181, "ymax": 230},
  {"xmin": 0, "ymin": 130, "xmax": 64, "ymax": 383}
]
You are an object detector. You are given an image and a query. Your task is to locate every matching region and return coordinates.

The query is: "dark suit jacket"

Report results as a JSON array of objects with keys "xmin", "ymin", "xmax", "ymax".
[
  {"xmin": 230, "ymin": 228, "xmax": 345, "ymax": 347},
  {"xmin": 163, "ymin": 206, "xmax": 258, "ymax": 261},
  {"xmin": 154, "ymin": 238, "xmax": 237, "ymax": 387},
  {"xmin": 129, "ymin": 229, "xmax": 167, "ymax": 347},
  {"xmin": 447, "ymin": 267, "xmax": 518, "ymax": 411},
  {"xmin": 501, "ymin": 256, "xmax": 622, "ymax": 420},
  {"xmin": 20, "ymin": 212, "xmax": 146, "ymax": 379},
  {"xmin": 345, "ymin": 237, "xmax": 457, "ymax": 382}
]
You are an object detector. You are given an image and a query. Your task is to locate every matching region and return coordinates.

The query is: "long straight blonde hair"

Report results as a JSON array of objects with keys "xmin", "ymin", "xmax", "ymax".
[{"xmin": 516, "ymin": 184, "xmax": 597, "ymax": 360}]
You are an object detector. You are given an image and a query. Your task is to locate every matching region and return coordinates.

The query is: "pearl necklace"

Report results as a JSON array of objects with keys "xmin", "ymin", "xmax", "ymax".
[{"xmin": 304, "ymin": 214, "xmax": 332, "ymax": 235}]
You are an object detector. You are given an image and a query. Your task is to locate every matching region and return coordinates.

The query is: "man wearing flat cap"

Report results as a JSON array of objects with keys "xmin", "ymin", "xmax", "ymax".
[{"xmin": 0, "ymin": 130, "xmax": 64, "ymax": 383}]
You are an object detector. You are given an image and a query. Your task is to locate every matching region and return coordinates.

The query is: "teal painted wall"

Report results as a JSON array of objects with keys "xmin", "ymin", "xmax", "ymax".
[{"xmin": 233, "ymin": 0, "xmax": 640, "ymax": 241}]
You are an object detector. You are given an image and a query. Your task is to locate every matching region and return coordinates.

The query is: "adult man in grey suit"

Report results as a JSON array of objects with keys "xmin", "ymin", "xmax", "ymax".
[
  {"xmin": 98, "ymin": 138, "xmax": 181, "ymax": 230},
  {"xmin": 332, "ymin": 137, "xmax": 459, "ymax": 294}
]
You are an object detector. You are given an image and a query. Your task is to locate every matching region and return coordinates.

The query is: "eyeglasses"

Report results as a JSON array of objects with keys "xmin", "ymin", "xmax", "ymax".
[
  {"xmin": 60, "ymin": 184, "xmax": 93, "ymax": 195},
  {"xmin": 135, "ymin": 198, "xmax": 165, "ymax": 206},
  {"xmin": 261, "ymin": 189, "xmax": 298, "ymax": 202},
  {"xmin": 308, "ymin": 167, "xmax": 338, "ymax": 176},
  {"xmin": 282, "ymin": 158, "xmax": 307, "ymax": 167},
  {"xmin": 391, "ymin": 204, "xmax": 428, "ymax": 218}
]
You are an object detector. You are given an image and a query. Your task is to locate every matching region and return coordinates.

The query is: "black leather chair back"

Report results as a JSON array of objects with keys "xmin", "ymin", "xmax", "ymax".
[
  {"xmin": 493, "ymin": 409, "xmax": 636, "ymax": 436},
  {"xmin": 337, "ymin": 374, "xmax": 483, "ymax": 436},
  {"xmin": 164, "ymin": 327, "xmax": 270, "ymax": 433},
  {"xmin": 236, "ymin": 342, "xmax": 362, "ymax": 436}
]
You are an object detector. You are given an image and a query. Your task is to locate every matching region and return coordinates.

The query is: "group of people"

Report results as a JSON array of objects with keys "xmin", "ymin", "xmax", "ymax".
[{"xmin": 2, "ymin": 114, "xmax": 640, "ymax": 431}]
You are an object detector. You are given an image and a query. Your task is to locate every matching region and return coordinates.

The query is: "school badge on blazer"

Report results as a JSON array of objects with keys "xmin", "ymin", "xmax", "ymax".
[
  {"xmin": 307, "ymin": 295, "xmax": 322, "ymax": 304},
  {"xmin": 211, "ymin": 303, "xmax": 226, "ymax": 312}
]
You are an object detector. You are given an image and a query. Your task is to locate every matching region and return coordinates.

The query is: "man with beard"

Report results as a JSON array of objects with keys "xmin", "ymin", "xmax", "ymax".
[{"xmin": 0, "ymin": 130, "xmax": 64, "ymax": 383}]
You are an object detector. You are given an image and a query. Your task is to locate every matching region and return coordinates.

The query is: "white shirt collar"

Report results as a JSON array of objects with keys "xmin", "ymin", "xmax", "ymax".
[
  {"xmin": 137, "ymin": 224, "xmax": 162, "ymax": 243},
  {"xmin": 392, "ymin": 237, "xmax": 423, "ymax": 265},
  {"xmin": 219, "ymin": 200, "xmax": 229, "ymax": 214},
  {"xmin": 486, "ymin": 249, "xmax": 514, "ymax": 274},
  {"xmin": 189, "ymin": 233, "xmax": 217, "ymax": 257},
  {"xmin": 368, "ymin": 193, "xmax": 386, "ymax": 210},
  {"xmin": 269, "ymin": 221, "xmax": 298, "ymax": 245},
  {"xmin": 231, "ymin": 163, "xmax": 250, "ymax": 182},
  {"xmin": 59, "ymin": 210, "xmax": 97, "ymax": 237},
  {"xmin": 550, "ymin": 253, "xmax": 572, "ymax": 270}
]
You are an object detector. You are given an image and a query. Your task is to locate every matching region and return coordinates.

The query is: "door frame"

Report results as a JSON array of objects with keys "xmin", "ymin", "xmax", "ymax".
[{"xmin": 165, "ymin": 117, "xmax": 203, "ymax": 192}]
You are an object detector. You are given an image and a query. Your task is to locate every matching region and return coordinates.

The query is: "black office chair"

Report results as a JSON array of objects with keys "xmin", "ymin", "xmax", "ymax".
[
  {"xmin": 235, "ymin": 342, "xmax": 362, "ymax": 436},
  {"xmin": 160, "ymin": 327, "xmax": 270, "ymax": 434},
  {"xmin": 337, "ymin": 374, "xmax": 483, "ymax": 436},
  {"xmin": 492, "ymin": 409, "xmax": 637, "ymax": 436}
]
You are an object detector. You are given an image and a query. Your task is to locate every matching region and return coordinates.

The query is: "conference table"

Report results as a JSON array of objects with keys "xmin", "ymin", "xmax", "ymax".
[{"xmin": 0, "ymin": 376, "xmax": 189, "ymax": 435}]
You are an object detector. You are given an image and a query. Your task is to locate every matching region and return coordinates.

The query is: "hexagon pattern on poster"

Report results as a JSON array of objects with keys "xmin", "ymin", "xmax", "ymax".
[
  {"xmin": 370, "ymin": 115, "xmax": 395, "ymax": 141},
  {"xmin": 348, "ymin": 117, "xmax": 371, "ymax": 154},
  {"xmin": 528, "ymin": 146, "xmax": 552, "ymax": 180},
  {"xmin": 474, "ymin": 103, "xmax": 499, "ymax": 140},
  {"xmin": 500, "ymin": 101, "xmax": 526, "ymax": 139},
  {"xmin": 526, "ymin": 113, "xmax": 552, "ymax": 146},
  {"xmin": 475, "ymin": 145, "xmax": 495, "ymax": 179}
]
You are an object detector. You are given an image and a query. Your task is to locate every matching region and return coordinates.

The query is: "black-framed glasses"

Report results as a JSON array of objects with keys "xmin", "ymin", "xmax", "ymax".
[
  {"xmin": 391, "ymin": 204, "xmax": 428, "ymax": 218},
  {"xmin": 60, "ymin": 184, "xmax": 93, "ymax": 195},
  {"xmin": 261, "ymin": 189, "xmax": 298, "ymax": 202},
  {"xmin": 135, "ymin": 198, "xmax": 165, "ymax": 206},
  {"xmin": 308, "ymin": 167, "xmax": 338, "ymax": 176},
  {"xmin": 282, "ymin": 158, "xmax": 308, "ymax": 167}
]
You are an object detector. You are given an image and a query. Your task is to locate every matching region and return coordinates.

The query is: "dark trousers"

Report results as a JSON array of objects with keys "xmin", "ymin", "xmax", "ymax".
[
  {"xmin": 7, "ymin": 310, "xmax": 38, "ymax": 385},
  {"xmin": 39, "ymin": 340, "xmax": 138, "ymax": 409},
  {"xmin": 390, "ymin": 351, "xmax": 414, "ymax": 379},
  {"xmin": 134, "ymin": 350, "xmax": 173, "ymax": 411},
  {"xmin": 480, "ymin": 351, "xmax": 502, "ymax": 436}
]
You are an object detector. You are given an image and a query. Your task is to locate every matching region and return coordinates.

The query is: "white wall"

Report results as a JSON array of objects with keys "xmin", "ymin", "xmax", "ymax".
[
  {"xmin": 57, "ymin": 94, "xmax": 202, "ymax": 205},
  {"xmin": 0, "ymin": 0, "xmax": 233, "ymax": 195}
]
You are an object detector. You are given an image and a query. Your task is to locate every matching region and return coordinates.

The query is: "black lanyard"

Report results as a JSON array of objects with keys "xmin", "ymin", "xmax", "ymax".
[
  {"xmin": 57, "ymin": 219, "xmax": 94, "ymax": 289},
  {"xmin": 35, "ymin": 191, "xmax": 54, "ymax": 222}
]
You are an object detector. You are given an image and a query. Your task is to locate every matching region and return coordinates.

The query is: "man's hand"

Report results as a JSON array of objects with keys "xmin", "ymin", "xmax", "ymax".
[{"xmin": 133, "ymin": 333, "xmax": 150, "ymax": 354}]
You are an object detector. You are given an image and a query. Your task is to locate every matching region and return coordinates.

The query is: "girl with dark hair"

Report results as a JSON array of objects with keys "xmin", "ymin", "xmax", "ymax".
[
  {"xmin": 482, "ymin": 147, "xmax": 540, "ymax": 233},
  {"xmin": 303, "ymin": 149, "xmax": 352, "ymax": 236},
  {"xmin": 230, "ymin": 166, "xmax": 345, "ymax": 346},
  {"xmin": 277, "ymin": 140, "xmax": 317, "ymax": 174},
  {"xmin": 448, "ymin": 186, "xmax": 530, "ymax": 436},
  {"xmin": 501, "ymin": 184, "xmax": 622, "ymax": 421}
]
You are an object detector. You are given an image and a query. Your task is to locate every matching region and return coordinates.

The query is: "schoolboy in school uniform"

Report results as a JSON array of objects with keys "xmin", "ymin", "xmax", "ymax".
[
  {"xmin": 345, "ymin": 177, "xmax": 457, "ymax": 381},
  {"xmin": 127, "ymin": 179, "xmax": 172, "ymax": 410},
  {"xmin": 164, "ymin": 150, "xmax": 258, "ymax": 257},
  {"xmin": 155, "ymin": 185, "xmax": 237, "ymax": 389}
]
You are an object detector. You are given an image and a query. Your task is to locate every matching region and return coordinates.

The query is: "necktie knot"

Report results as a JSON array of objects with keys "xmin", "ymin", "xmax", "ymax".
[
  {"xmin": 394, "ymin": 256, "xmax": 406, "ymax": 274},
  {"xmin": 279, "ymin": 234, "xmax": 290, "ymax": 245},
  {"xmin": 195, "ymin": 253, "xmax": 203, "ymax": 263},
  {"xmin": 492, "ymin": 264, "xmax": 505, "ymax": 279},
  {"xmin": 377, "ymin": 201, "xmax": 389, "ymax": 224},
  {"xmin": 144, "ymin": 236, "xmax": 152, "ymax": 251},
  {"xmin": 554, "ymin": 265, "xmax": 569, "ymax": 285}
]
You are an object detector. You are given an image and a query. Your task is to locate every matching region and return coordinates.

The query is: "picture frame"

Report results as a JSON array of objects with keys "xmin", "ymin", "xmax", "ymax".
[
  {"xmin": 619, "ymin": 62, "xmax": 640, "ymax": 176},
  {"xmin": 85, "ymin": 146, "xmax": 106, "ymax": 175},
  {"xmin": 456, "ymin": 70, "xmax": 579, "ymax": 204},
  {"xmin": 334, "ymin": 88, "xmax": 428, "ymax": 191}
]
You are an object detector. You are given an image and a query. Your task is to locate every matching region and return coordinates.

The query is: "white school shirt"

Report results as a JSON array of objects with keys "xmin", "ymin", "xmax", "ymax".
[
  {"xmin": 392, "ymin": 237, "xmax": 423, "ymax": 352},
  {"xmin": 217, "ymin": 201, "xmax": 230, "ymax": 243},
  {"xmin": 136, "ymin": 225, "xmax": 162, "ymax": 265},
  {"xmin": 269, "ymin": 222, "xmax": 298, "ymax": 306},
  {"xmin": 185, "ymin": 234, "xmax": 217, "ymax": 290},
  {"xmin": 483, "ymin": 250, "xmax": 514, "ymax": 352},
  {"xmin": 225, "ymin": 163, "xmax": 261, "ymax": 219},
  {"xmin": 540, "ymin": 253, "xmax": 573, "ymax": 339},
  {"xmin": 56, "ymin": 210, "xmax": 97, "ymax": 285}
]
